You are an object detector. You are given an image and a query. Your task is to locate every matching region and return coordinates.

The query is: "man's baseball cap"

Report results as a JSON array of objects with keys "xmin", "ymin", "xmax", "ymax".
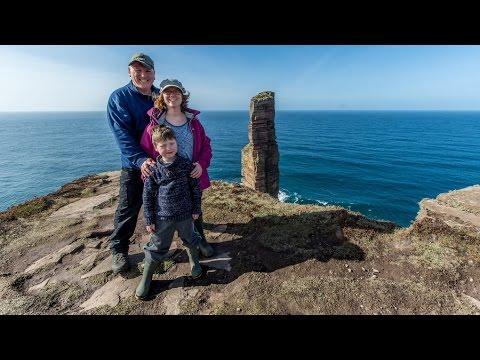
[
  {"xmin": 128, "ymin": 53, "xmax": 154, "ymax": 70},
  {"xmin": 159, "ymin": 79, "xmax": 189, "ymax": 96}
]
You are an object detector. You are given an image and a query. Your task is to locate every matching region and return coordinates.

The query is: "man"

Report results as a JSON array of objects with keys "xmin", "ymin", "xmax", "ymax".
[{"xmin": 107, "ymin": 53, "xmax": 159, "ymax": 273}]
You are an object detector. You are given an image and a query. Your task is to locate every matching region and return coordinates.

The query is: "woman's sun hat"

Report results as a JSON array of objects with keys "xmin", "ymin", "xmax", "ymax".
[{"xmin": 159, "ymin": 79, "xmax": 189, "ymax": 96}]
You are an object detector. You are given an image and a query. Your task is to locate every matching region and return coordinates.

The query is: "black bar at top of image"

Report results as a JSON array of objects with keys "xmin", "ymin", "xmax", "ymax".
[{"xmin": 2, "ymin": 5, "xmax": 480, "ymax": 45}]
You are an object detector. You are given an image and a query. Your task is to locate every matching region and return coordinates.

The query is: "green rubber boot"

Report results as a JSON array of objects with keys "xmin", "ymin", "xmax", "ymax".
[
  {"xmin": 135, "ymin": 259, "xmax": 159, "ymax": 300},
  {"xmin": 185, "ymin": 246, "xmax": 202, "ymax": 279}
]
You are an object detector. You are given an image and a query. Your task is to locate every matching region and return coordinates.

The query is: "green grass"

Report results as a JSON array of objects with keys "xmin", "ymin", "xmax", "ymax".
[
  {"xmin": 0, "ymin": 197, "xmax": 55, "ymax": 221},
  {"xmin": 252, "ymin": 91, "xmax": 274, "ymax": 101}
]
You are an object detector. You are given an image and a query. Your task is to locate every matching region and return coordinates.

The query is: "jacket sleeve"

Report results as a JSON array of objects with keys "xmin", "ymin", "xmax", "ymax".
[
  {"xmin": 107, "ymin": 92, "xmax": 149, "ymax": 169},
  {"xmin": 143, "ymin": 173, "xmax": 159, "ymax": 226},
  {"xmin": 195, "ymin": 120, "xmax": 212, "ymax": 171},
  {"xmin": 188, "ymin": 166, "xmax": 202, "ymax": 215},
  {"xmin": 140, "ymin": 120, "xmax": 159, "ymax": 160}
]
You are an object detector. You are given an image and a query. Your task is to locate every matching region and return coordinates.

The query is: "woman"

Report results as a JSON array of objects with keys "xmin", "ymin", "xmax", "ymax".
[{"xmin": 140, "ymin": 78, "xmax": 215, "ymax": 258}]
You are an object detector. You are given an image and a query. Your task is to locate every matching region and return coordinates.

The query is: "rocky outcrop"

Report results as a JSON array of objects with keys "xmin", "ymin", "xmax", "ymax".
[
  {"xmin": 411, "ymin": 185, "xmax": 480, "ymax": 239},
  {"xmin": 0, "ymin": 172, "xmax": 479, "ymax": 315},
  {"xmin": 241, "ymin": 91, "xmax": 279, "ymax": 197}
]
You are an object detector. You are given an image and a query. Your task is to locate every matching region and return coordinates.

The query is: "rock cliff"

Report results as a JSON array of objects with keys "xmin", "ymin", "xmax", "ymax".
[{"xmin": 0, "ymin": 173, "xmax": 478, "ymax": 314}]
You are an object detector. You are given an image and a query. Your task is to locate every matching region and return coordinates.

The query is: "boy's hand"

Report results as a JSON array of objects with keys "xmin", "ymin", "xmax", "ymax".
[
  {"xmin": 192, "ymin": 214, "xmax": 199, "ymax": 220},
  {"xmin": 141, "ymin": 158, "xmax": 156, "ymax": 178},
  {"xmin": 146, "ymin": 224, "xmax": 156, "ymax": 233},
  {"xmin": 190, "ymin": 162, "xmax": 203, "ymax": 178}
]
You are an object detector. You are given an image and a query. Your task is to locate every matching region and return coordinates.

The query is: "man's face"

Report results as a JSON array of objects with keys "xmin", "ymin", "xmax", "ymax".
[
  {"xmin": 162, "ymin": 87, "xmax": 183, "ymax": 108},
  {"xmin": 128, "ymin": 62, "xmax": 155, "ymax": 92},
  {"xmin": 154, "ymin": 138, "xmax": 178, "ymax": 160}
]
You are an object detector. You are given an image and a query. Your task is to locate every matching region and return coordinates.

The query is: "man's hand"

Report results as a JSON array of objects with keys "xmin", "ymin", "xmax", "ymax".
[
  {"xmin": 146, "ymin": 224, "xmax": 156, "ymax": 233},
  {"xmin": 190, "ymin": 162, "xmax": 203, "ymax": 178},
  {"xmin": 192, "ymin": 214, "xmax": 199, "ymax": 220},
  {"xmin": 141, "ymin": 158, "xmax": 156, "ymax": 178}
]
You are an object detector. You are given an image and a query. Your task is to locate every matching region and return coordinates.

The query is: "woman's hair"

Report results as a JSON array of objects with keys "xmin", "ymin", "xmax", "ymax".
[
  {"xmin": 151, "ymin": 125, "xmax": 176, "ymax": 146},
  {"xmin": 153, "ymin": 89, "xmax": 190, "ymax": 112}
]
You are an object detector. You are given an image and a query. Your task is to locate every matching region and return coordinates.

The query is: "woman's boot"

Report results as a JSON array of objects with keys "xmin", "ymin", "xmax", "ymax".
[
  {"xmin": 185, "ymin": 246, "xmax": 202, "ymax": 279},
  {"xmin": 194, "ymin": 215, "xmax": 214, "ymax": 258},
  {"xmin": 198, "ymin": 238, "xmax": 214, "ymax": 258}
]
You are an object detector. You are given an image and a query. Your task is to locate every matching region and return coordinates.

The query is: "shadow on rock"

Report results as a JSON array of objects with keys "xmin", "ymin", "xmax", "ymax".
[
  {"xmin": 185, "ymin": 210, "xmax": 393, "ymax": 287},
  {"xmin": 134, "ymin": 209, "xmax": 398, "ymax": 297}
]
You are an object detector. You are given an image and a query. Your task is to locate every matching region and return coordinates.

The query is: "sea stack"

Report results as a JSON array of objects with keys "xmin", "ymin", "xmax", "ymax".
[{"xmin": 241, "ymin": 91, "xmax": 279, "ymax": 198}]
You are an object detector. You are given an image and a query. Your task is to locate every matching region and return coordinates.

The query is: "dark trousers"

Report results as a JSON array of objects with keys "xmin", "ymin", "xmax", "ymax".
[
  {"xmin": 109, "ymin": 168, "xmax": 144, "ymax": 255},
  {"xmin": 143, "ymin": 218, "xmax": 197, "ymax": 263},
  {"xmin": 193, "ymin": 213, "xmax": 207, "ymax": 242}
]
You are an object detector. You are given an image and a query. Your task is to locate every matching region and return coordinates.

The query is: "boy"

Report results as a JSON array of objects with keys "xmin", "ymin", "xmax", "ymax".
[{"xmin": 135, "ymin": 125, "xmax": 202, "ymax": 300}]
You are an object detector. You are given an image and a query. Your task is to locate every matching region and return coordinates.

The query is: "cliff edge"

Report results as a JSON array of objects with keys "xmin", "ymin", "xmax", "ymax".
[{"xmin": 0, "ymin": 173, "xmax": 478, "ymax": 314}]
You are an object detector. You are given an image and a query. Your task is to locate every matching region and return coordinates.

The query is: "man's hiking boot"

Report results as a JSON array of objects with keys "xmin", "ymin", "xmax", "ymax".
[{"xmin": 112, "ymin": 252, "xmax": 130, "ymax": 274}]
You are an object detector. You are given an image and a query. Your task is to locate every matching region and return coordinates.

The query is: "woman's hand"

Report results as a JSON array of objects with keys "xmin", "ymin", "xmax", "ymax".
[
  {"xmin": 141, "ymin": 158, "xmax": 156, "ymax": 178},
  {"xmin": 146, "ymin": 224, "xmax": 156, "ymax": 233},
  {"xmin": 190, "ymin": 162, "xmax": 203, "ymax": 178}
]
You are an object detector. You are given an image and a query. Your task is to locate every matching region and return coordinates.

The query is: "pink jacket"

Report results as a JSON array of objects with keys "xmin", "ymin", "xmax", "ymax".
[{"xmin": 140, "ymin": 107, "xmax": 212, "ymax": 191}]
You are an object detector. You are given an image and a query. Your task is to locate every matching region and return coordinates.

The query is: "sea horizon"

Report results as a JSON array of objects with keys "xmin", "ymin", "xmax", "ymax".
[{"xmin": 1, "ymin": 110, "xmax": 479, "ymax": 227}]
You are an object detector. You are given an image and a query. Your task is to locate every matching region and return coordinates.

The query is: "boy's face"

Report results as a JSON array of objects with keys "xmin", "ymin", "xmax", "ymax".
[{"xmin": 154, "ymin": 138, "xmax": 178, "ymax": 160}]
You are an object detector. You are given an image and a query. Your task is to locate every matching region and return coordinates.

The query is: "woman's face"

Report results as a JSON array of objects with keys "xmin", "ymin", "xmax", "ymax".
[{"xmin": 162, "ymin": 87, "xmax": 183, "ymax": 108}]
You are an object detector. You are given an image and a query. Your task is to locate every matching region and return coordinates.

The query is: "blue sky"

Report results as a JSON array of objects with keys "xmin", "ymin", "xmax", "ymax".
[{"xmin": 1, "ymin": 45, "xmax": 480, "ymax": 111}]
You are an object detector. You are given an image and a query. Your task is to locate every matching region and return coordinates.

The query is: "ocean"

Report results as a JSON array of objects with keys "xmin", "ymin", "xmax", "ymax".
[{"xmin": 0, "ymin": 110, "xmax": 479, "ymax": 227}]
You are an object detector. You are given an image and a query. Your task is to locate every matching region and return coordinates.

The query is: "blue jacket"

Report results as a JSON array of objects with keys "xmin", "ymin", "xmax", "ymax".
[
  {"xmin": 143, "ymin": 155, "xmax": 202, "ymax": 225},
  {"xmin": 107, "ymin": 81, "xmax": 159, "ymax": 170}
]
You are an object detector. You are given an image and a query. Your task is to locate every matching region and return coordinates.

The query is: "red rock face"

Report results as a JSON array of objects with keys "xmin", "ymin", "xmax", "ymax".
[
  {"xmin": 241, "ymin": 92, "xmax": 279, "ymax": 197},
  {"xmin": 412, "ymin": 184, "xmax": 480, "ymax": 239}
]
